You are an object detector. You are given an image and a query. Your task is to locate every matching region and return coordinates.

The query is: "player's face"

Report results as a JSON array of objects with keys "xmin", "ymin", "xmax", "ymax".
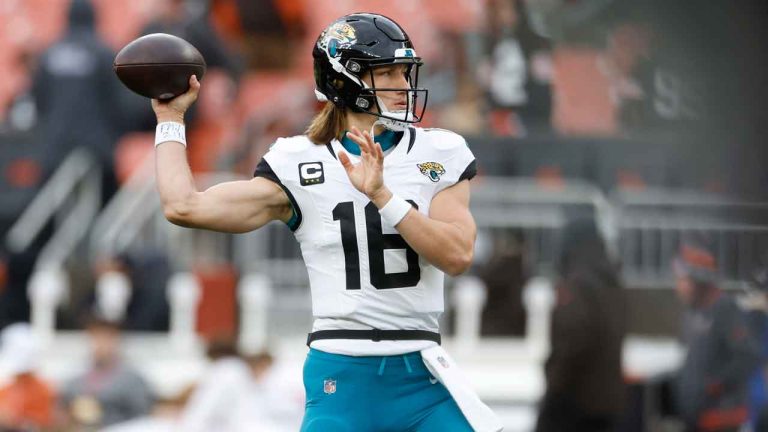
[{"xmin": 364, "ymin": 64, "xmax": 412, "ymax": 113}]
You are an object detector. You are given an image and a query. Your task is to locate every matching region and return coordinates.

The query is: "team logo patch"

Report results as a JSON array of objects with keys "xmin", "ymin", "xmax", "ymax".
[
  {"xmin": 299, "ymin": 162, "xmax": 325, "ymax": 186},
  {"xmin": 417, "ymin": 162, "xmax": 446, "ymax": 182},
  {"xmin": 318, "ymin": 23, "xmax": 357, "ymax": 57},
  {"xmin": 437, "ymin": 356, "xmax": 450, "ymax": 368},
  {"xmin": 323, "ymin": 379, "xmax": 336, "ymax": 394}
]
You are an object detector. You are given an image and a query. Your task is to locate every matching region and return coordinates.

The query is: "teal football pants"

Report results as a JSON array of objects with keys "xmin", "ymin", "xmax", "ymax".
[{"xmin": 300, "ymin": 348, "xmax": 473, "ymax": 431}]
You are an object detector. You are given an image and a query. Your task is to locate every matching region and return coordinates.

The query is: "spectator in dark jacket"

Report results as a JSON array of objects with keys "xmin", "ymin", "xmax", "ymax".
[
  {"xmin": 31, "ymin": 0, "xmax": 125, "ymax": 204},
  {"xmin": 479, "ymin": 234, "xmax": 527, "ymax": 336},
  {"xmin": 674, "ymin": 235, "xmax": 762, "ymax": 432},
  {"xmin": 536, "ymin": 217, "xmax": 626, "ymax": 432}
]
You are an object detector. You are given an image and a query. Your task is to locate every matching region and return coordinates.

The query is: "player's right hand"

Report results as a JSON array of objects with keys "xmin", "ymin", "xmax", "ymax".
[{"xmin": 152, "ymin": 75, "xmax": 201, "ymax": 123}]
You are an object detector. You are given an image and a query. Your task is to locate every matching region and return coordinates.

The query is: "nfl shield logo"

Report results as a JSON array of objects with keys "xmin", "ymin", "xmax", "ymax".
[
  {"xmin": 437, "ymin": 356, "xmax": 450, "ymax": 368},
  {"xmin": 323, "ymin": 379, "xmax": 336, "ymax": 394}
]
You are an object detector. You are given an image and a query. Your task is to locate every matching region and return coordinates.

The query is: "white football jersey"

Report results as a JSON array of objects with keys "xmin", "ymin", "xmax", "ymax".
[{"xmin": 255, "ymin": 127, "xmax": 476, "ymax": 355}]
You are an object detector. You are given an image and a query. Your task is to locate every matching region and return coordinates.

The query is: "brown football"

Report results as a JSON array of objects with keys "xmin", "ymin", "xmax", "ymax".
[{"xmin": 114, "ymin": 33, "xmax": 206, "ymax": 100}]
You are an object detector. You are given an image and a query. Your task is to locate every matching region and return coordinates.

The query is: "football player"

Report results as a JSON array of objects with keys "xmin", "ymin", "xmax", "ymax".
[{"xmin": 152, "ymin": 13, "xmax": 501, "ymax": 432}]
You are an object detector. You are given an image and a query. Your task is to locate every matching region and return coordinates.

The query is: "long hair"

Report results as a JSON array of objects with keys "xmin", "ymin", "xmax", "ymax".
[{"xmin": 306, "ymin": 102, "xmax": 347, "ymax": 144}]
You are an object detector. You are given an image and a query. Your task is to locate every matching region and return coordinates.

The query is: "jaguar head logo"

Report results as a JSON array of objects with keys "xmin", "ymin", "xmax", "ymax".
[
  {"xmin": 417, "ymin": 162, "xmax": 446, "ymax": 182},
  {"xmin": 319, "ymin": 23, "xmax": 358, "ymax": 57}
]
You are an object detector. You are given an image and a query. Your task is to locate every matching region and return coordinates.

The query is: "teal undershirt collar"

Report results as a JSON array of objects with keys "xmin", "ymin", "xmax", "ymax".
[
  {"xmin": 340, "ymin": 129, "xmax": 402, "ymax": 155},
  {"xmin": 284, "ymin": 129, "xmax": 402, "ymax": 230}
]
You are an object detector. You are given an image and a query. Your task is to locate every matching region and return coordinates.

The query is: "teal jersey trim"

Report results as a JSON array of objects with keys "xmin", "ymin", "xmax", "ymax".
[
  {"xmin": 286, "ymin": 210, "xmax": 299, "ymax": 230},
  {"xmin": 340, "ymin": 129, "xmax": 402, "ymax": 155}
]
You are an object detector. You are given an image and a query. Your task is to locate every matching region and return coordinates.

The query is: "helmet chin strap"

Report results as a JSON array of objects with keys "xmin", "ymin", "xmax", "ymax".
[{"xmin": 373, "ymin": 96, "xmax": 412, "ymax": 133}]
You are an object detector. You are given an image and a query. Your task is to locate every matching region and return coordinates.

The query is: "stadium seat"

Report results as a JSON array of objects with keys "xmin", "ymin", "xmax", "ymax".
[
  {"xmin": 114, "ymin": 132, "xmax": 153, "ymax": 184},
  {"xmin": 91, "ymin": 0, "xmax": 151, "ymax": 50},
  {"xmin": 194, "ymin": 264, "xmax": 238, "ymax": 341},
  {"xmin": 551, "ymin": 48, "xmax": 618, "ymax": 136}
]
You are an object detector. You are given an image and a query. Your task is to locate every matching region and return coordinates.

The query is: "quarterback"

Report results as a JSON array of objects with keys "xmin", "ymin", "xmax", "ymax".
[{"xmin": 152, "ymin": 13, "xmax": 501, "ymax": 432}]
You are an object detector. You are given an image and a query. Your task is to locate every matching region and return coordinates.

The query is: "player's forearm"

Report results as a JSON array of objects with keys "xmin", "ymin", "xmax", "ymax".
[
  {"xmin": 369, "ymin": 186, "xmax": 475, "ymax": 276},
  {"xmin": 395, "ymin": 209, "xmax": 474, "ymax": 276},
  {"xmin": 155, "ymin": 142, "xmax": 199, "ymax": 226}
]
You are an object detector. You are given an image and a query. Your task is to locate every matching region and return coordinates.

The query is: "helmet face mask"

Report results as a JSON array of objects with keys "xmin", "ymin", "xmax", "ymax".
[{"xmin": 313, "ymin": 14, "xmax": 429, "ymax": 131}]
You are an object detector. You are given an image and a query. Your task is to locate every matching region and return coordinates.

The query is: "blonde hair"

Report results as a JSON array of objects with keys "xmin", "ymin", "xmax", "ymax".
[{"xmin": 306, "ymin": 102, "xmax": 347, "ymax": 144}]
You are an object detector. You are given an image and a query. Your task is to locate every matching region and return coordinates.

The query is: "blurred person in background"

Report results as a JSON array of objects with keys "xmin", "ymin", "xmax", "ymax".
[
  {"xmin": 536, "ymin": 217, "xmax": 626, "ymax": 432},
  {"xmin": 673, "ymin": 235, "xmax": 761, "ymax": 432},
  {"xmin": 479, "ymin": 231, "xmax": 527, "ymax": 336},
  {"xmin": 0, "ymin": 323, "xmax": 56, "ymax": 431},
  {"xmin": 176, "ymin": 335, "xmax": 251, "ymax": 431},
  {"xmin": 738, "ymin": 258, "xmax": 768, "ymax": 431},
  {"xmin": 179, "ymin": 338, "xmax": 303, "ymax": 431},
  {"xmin": 481, "ymin": 0, "xmax": 552, "ymax": 136},
  {"xmin": 31, "ymin": 0, "xmax": 124, "ymax": 206},
  {"xmin": 235, "ymin": 351, "xmax": 304, "ymax": 430},
  {"xmin": 59, "ymin": 316, "xmax": 154, "ymax": 430},
  {"xmin": 234, "ymin": 0, "xmax": 306, "ymax": 70},
  {"xmin": 90, "ymin": 251, "xmax": 172, "ymax": 332}
]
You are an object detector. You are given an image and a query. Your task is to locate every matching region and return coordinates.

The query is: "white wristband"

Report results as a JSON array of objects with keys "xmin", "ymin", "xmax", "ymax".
[
  {"xmin": 155, "ymin": 122, "xmax": 186, "ymax": 147},
  {"xmin": 378, "ymin": 194, "xmax": 412, "ymax": 227}
]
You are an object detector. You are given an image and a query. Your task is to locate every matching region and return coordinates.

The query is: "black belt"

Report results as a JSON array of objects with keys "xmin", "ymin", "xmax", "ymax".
[{"xmin": 307, "ymin": 329, "xmax": 441, "ymax": 346}]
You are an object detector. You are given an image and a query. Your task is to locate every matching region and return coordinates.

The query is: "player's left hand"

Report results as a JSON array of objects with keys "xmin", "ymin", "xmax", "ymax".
[{"xmin": 340, "ymin": 127, "xmax": 389, "ymax": 203}]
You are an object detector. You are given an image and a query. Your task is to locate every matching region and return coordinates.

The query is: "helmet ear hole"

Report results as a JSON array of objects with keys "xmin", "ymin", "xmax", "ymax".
[{"xmin": 332, "ymin": 79, "xmax": 345, "ymax": 90}]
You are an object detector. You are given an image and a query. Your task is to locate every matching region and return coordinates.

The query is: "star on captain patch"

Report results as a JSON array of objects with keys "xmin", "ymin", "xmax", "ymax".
[
  {"xmin": 324, "ymin": 379, "xmax": 336, "ymax": 394},
  {"xmin": 417, "ymin": 162, "xmax": 446, "ymax": 182}
]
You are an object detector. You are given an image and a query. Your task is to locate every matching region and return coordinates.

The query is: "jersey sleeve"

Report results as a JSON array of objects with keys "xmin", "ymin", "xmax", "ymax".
[
  {"xmin": 253, "ymin": 142, "xmax": 303, "ymax": 231},
  {"xmin": 434, "ymin": 133, "xmax": 477, "ymax": 195}
]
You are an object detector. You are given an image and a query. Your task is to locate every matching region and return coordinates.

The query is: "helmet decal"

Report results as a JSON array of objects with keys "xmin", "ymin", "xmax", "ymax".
[
  {"xmin": 319, "ymin": 23, "xmax": 358, "ymax": 58},
  {"xmin": 394, "ymin": 48, "xmax": 416, "ymax": 58}
]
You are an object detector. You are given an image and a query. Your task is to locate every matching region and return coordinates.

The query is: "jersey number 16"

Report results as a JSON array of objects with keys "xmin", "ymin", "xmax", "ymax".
[{"xmin": 333, "ymin": 201, "xmax": 420, "ymax": 290}]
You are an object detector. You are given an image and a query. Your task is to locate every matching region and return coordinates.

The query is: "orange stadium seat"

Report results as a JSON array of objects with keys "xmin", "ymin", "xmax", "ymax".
[
  {"xmin": 534, "ymin": 166, "xmax": 565, "ymax": 190},
  {"xmin": 211, "ymin": 0, "xmax": 245, "ymax": 45},
  {"xmin": 422, "ymin": 0, "xmax": 484, "ymax": 31},
  {"xmin": 551, "ymin": 48, "xmax": 618, "ymax": 136},
  {"xmin": 92, "ymin": 0, "xmax": 151, "ymax": 50},
  {"xmin": 14, "ymin": 0, "xmax": 68, "ymax": 49},
  {"xmin": 194, "ymin": 264, "xmax": 238, "ymax": 341},
  {"xmin": 114, "ymin": 132, "xmax": 154, "ymax": 184},
  {"xmin": 302, "ymin": 0, "xmax": 441, "ymax": 61},
  {"xmin": 235, "ymin": 71, "xmax": 312, "ymax": 120}
]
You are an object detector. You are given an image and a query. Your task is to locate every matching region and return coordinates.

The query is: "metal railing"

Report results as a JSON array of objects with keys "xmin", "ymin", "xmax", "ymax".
[
  {"xmin": 613, "ymin": 187, "xmax": 768, "ymax": 287},
  {"xmin": 89, "ymin": 155, "xmax": 158, "ymax": 261},
  {"xmin": 4, "ymin": 147, "xmax": 102, "ymax": 341},
  {"xmin": 86, "ymin": 173, "xmax": 768, "ymax": 292},
  {"xmin": 471, "ymin": 177, "xmax": 614, "ymax": 276},
  {"xmin": 6, "ymin": 148, "xmax": 101, "ymax": 265}
]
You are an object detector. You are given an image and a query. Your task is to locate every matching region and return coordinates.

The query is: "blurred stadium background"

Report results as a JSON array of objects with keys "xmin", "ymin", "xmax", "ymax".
[{"xmin": 0, "ymin": 0, "xmax": 766, "ymax": 430}]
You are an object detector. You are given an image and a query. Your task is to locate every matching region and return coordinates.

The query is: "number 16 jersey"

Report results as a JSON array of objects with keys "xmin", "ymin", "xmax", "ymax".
[{"xmin": 254, "ymin": 127, "xmax": 476, "ymax": 354}]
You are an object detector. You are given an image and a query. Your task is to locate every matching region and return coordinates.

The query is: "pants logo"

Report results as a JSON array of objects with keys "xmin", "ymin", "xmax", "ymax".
[{"xmin": 323, "ymin": 379, "xmax": 336, "ymax": 394}]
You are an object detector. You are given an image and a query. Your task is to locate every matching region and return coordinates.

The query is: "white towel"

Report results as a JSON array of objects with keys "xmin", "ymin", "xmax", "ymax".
[{"xmin": 421, "ymin": 346, "xmax": 504, "ymax": 432}]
